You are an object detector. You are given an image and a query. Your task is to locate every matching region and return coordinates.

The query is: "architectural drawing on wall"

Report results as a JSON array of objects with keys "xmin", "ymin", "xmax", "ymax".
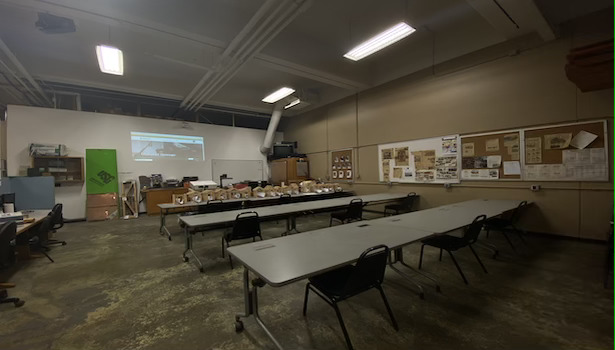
[
  {"xmin": 525, "ymin": 137, "xmax": 542, "ymax": 164},
  {"xmin": 462, "ymin": 143, "xmax": 474, "ymax": 157},
  {"xmin": 485, "ymin": 138, "xmax": 499, "ymax": 152},
  {"xmin": 378, "ymin": 134, "xmax": 460, "ymax": 184},
  {"xmin": 544, "ymin": 133, "xmax": 572, "ymax": 149},
  {"xmin": 331, "ymin": 149, "xmax": 353, "ymax": 181}
]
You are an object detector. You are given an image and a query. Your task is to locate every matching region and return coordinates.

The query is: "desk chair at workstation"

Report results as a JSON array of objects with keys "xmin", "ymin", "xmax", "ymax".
[
  {"xmin": 47, "ymin": 203, "xmax": 67, "ymax": 246},
  {"xmin": 329, "ymin": 198, "xmax": 363, "ymax": 226},
  {"xmin": 419, "ymin": 215, "xmax": 488, "ymax": 285},
  {"xmin": 28, "ymin": 215, "xmax": 55, "ymax": 263},
  {"xmin": 384, "ymin": 192, "xmax": 417, "ymax": 216},
  {"xmin": 0, "ymin": 221, "xmax": 25, "ymax": 307},
  {"xmin": 222, "ymin": 212, "xmax": 263, "ymax": 269},
  {"xmin": 303, "ymin": 245, "xmax": 398, "ymax": 350},
  {"xmin": 483, "ymin": 200, "xmax": 529, "ymax": 253}
]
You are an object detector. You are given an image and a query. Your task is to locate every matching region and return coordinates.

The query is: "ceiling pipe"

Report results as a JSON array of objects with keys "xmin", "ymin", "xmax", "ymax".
[
  {"xmin": 260, "ymin": 101, "xmax": 284, "ymax": 155},
  {"xmin": 0, "ymin": 57, "xmax": 47, "ymax": 106},
  {"xmin": 181, "ymin": 0, "xmax": 278, "ymax": 108},
  {"xmin": 0, "ymin": 37, "xmax": 52, "ymax": 106},
  {"xmin": 185, "ymin": 1, "xmax": 291, "ymax": 111},
  {"xmin": 190, "ymin": 0, "xmax": 312, "ymax": 112}
]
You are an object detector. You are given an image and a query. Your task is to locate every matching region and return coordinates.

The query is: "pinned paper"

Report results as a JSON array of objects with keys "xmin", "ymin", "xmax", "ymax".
[
  {"xmin": 503, "ymin": 161, "xmax": 521, "ymax": 175},
  {"xmin": 462, "ymin": 143, "xmax": 475, "ymax": 157},
  {"xmin": 487, "ymin": 155, "xmax": 502, "ymax": 168},
  {"xmin": 485, "ymin": 139, "xmax": 500, "ymax": 152},
  {"xmin": 525, "ymin": 137, "xmax": 542, "ymax": 164},
  {"xmin": 570, "ymin": 130, "xmax": 598, "ymax": 149},
  {"xmin": 544, "ymin": 133, "xmax": 572, "ymax": 150}
]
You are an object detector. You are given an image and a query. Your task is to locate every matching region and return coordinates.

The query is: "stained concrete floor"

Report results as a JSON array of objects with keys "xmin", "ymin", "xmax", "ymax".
[{"xmin": 0, "ymin": 211, "xmax": 612, "ymax": 350}]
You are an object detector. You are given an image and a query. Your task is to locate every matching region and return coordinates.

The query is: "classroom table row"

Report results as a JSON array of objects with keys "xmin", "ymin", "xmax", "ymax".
[
  {"xmin": 157, "ymin": 190, "xmax": 354, "ymax": 240},
  {"xmin": 177, "ymin": 192, "xmax": 409, "ymax": 272},
  {"xmin": 227, "ymin": 198, "xmax": 525, "ymax": 350}
]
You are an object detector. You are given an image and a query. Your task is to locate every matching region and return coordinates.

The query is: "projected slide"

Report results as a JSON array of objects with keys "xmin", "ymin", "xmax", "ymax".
[{"xmin": 131, "ymin": 132, "xmax": 204, "ymax": 161}]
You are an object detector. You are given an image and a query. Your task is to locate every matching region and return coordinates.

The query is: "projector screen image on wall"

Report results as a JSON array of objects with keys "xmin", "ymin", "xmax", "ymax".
[{"xmin": 131, "ymin": 132, "xmax": 204, "ymax": 161}]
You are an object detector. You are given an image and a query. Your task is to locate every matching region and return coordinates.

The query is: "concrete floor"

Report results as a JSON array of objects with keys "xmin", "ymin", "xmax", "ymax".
[{"xmin": 0, "ymin": 211, "xmax": 612, "ymax": 350}]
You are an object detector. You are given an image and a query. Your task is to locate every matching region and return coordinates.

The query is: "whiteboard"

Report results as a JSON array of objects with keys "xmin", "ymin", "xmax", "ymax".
[
  {"xmin": 212, "ymin": 159, "xmax": 265, "ymax": 183},
  {"xmin": 378, "ymin": 135, "xmax": 461, "ymax": 184}
]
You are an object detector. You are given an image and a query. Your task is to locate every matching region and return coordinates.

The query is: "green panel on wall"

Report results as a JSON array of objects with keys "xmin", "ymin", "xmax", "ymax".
[{"xmin": 86, "ymin": 149, "xmax": 118, "ymax": 194}]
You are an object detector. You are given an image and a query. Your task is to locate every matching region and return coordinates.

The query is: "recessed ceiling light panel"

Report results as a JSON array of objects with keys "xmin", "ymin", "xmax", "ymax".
[
  {"xmin": 344, "ymin": 22, "xmax": 416, "ymax": 61},
  {"xmin": 96, "ymin": 45, "xmax": 124, "ymax": 75},
  {"xmin": 262, "ymin": 87, "xmax": 295, "ymax": 103}
]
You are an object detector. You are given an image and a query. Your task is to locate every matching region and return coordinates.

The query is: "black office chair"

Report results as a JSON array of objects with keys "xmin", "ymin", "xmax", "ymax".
[
  {"xmin": 483, "ymin": 201, "xmax": 529, "ymax": 251},
  {"xmin": 303, "ymin": 245, "xmax": 398, "ymax": 350},
  {"xmin": 384, "ymin": 192, "xmax": 417, "ymax": 216},
  {"xmin": 0, "ymin": 221, "xmax": 24, "ymax": 308},
  {"xmin": 329, "ymin": 198, "xmax": 363, "ymax": 226},
  {"xmin": 222, "ymin": 212, "xmax": 263, "ymax": 269},
  {"xmin": 419, "ymin": 215, "xmax": 488, "ymax": 284},
  {"xmin": 29, "ymin": 215, "xmax": 54, "ymax": 263},
  {"xmin": 47, "ymin": 203, "xmax": 67, "ymax": 246}
]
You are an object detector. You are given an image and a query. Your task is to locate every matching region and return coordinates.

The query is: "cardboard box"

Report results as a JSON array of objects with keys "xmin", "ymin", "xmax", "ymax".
[
  {"xmin": 87, "ymin": 205, "xmax": 118, "ymax": 221},
  {"xmin": 87, "ymin": 193, "xmax": 118, "ymax": 208}
]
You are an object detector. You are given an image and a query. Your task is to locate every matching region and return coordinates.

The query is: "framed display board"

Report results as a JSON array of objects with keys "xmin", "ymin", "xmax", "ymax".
[
  {"xmin": 331, "ymin": 149, "xmax": 353, "ymax": 181},
  {"xmin": 522, "ymin": 120, "xmax": 608, "ymax": 181},
  {"xmin": 460, "ymin": 130, "xmax": 522, "ymax": 180},
  {"xmin": 378, "ymin": 135, "xmax": 460, "ymax": 184}
]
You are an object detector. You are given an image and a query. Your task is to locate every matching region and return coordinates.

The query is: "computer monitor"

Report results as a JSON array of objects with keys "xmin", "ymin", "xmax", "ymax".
[{"xmin": 273, "ymin": 144, "xmax": 294, "ymax": 158}]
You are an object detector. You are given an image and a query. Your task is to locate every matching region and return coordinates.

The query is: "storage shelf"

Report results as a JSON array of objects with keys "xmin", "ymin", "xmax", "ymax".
[{"xmin": 32, "ymin": 156, "xmax": 84, "ymax": 185}]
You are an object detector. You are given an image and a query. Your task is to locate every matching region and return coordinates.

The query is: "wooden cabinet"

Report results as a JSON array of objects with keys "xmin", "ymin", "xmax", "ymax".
[
  {"xmin": 31, "ymin": 156, "xmax": 84, "ymax": 185},
  {"xmin": 142, "ymin": 187, "xmax": 189, "ymax": 215},
  {"xmin": 270, "ymin": 157, "xmax": 309, "ymax": 185}
]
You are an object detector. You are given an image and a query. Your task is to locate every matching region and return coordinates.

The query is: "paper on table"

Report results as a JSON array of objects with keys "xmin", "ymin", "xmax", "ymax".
[
  {"xmin": 570, "ymin": 130, "xmax": 598, "ymax": 149},
  {"xmin": 487, "ymin": 155, "xmax": 502, "ymax": 168},
  {"xmin": 503, "ymin": 161, "xmax": 521, "ymax": 175},
  {"xmin": 485, "ymin": 139, "xmax": 500, "ymax": 152}
]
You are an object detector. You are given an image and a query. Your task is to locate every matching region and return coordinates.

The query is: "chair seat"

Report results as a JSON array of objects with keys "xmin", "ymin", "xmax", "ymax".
[
  {"xmin": 422, "ymin": 235, "xmax": 466, "ymax": 251},
  {"xmin": 308, "ymin": 265, "xmax": 355, "ymax": 298}
]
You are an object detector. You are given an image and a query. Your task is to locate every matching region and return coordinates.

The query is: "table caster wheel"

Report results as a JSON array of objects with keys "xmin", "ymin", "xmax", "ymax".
[
  {"xmin": 61, "ymin": 242, "xmax": 67, "ymax": 246},
  {"xmin": 436, "ymin": 285, "xmax": 441, "ymax": 293},
  {"xmin": 419, "ymin": 292, "xmax": 425, "ymax": 300},
  {"xmin": 199, "ymin": 267, "xmax": 204, "ymax": 273},
  {"xmin": 168, "ymin": 236, "xmax": 172, "ymax": 241},
  {"xmin": 183, "ymin": 256, "xmax": 189, "ymax": 262},
  {"xmin": 235, "ymin": 320, "xmax": 244, "ymax": 332}
]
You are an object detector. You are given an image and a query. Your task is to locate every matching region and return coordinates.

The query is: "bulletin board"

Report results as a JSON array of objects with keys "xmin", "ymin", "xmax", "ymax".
[
  {"xmin": 522, "ymin": 120, "xmax": 608, "ymax": 181},
  {"xmin": 460, "ymin": 130, "xmax": 522, "ymax": 180},
  {"xmin": 378, "ymin": 135, "xmax": 460, "ymax": 184},
  {"xmin": 331, "ymin": 149, "xmax": 353, "ymax": 181}
]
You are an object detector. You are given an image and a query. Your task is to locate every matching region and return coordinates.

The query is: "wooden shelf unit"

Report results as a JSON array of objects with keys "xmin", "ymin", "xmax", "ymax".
[{"xmin": 31, "ymin": 156, "xmax": 84, "ymax": 185}]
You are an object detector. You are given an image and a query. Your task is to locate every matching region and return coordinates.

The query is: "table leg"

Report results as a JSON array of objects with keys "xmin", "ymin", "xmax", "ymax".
[
  {"xmin": 159, "ymin": 209, "xmax": 173, "ymax": 241},
  {"xmin": 182, "ymin": 227, "xmax": 204, "ymax": 272},
  {"xmin": 235, "ymin": 268, "xmax": 284, "ymax": 350},
  {"xmin": 388, "ymin": 248, "xmax": 441, "ymax": 298},
  {"xmin": 282, "ymin": 215, "xmax": 301, "ymax": 236}
]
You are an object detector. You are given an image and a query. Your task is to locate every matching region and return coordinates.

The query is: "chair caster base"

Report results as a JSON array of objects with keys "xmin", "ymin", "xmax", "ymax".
[
  {"xmin": 14, "ymin": 300, "xmax": 25, "ymax": 307},
  {"xmin": 235, "ymin": 320, "xmax": 244, "ymax": 332}
]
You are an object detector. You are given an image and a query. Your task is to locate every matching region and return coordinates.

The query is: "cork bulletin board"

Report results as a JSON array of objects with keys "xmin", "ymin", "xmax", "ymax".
[
  {"xmin": 331, "ymin": 149, "xmax": 353, "ymax": 181},
  {"xmin": 523, "ymin": 120, "xmax": 608, "ymax": 181},
  {"xmin": 460, "ymin": 130, "xmax": 522, "ymax": 180}
]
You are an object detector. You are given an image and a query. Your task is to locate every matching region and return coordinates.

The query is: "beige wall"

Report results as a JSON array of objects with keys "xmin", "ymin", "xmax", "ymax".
[{"xmin": 283, "ymin": 36, "xmax": 613, "ymax": 240}]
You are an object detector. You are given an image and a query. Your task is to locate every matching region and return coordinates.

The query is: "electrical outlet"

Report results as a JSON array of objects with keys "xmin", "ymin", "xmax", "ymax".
[
  {"xmin": 444, "ymin": 183, "xmax": 452, "ymax": 189},
  {"xmin": 530, "ymin": 184, "xmax": 541, "ymax": 191}
]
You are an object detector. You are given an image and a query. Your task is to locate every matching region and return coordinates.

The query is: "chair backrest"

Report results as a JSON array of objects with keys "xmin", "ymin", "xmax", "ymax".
[
  {"xmin": 402, "ymin": 192, "xmax": 417, "ymax": 209},
  {"xmin": 49, "ymin": 203, "xmax": 64, "ymax": 230},
  {"xmin": 35, "ymin": 215, "xmax": 54, "ymax": 246},
  {"xmin": 463, "ymin": 214, "xmax": 487, "ymax": 244},
  {"xmin": 510, "ymin": 201, "xmax": 528, "ymax": 223},
  {"xmin": 346, "ymin": 198, "xmax": 363, "ymax": 220},
  {"xmin": 230, "ymin": 212, "xmax": 261, "ymax": 241},
  {"xmin": 279, "ymin": 194, "xmax": 292, "ymax": 204},
  {"xmin": 199, "ymin": 200, "xmax": 224, "ymax": 214},
  {"xmin": 342, "ymin": 245, "xmax": 389, "ymax": 296},
  {"xmin": 0, "ymin": 221, "xmax": 17, "ymax": 267}
]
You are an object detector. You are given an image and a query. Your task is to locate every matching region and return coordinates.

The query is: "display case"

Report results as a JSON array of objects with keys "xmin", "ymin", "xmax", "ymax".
[{"xmin": 31, "ymin": 156, "xmax": 84, "ymax": 185}]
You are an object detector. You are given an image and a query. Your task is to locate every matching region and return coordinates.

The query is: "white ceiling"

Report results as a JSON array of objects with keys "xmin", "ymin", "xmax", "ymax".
[{"xmin": 0, "ymin": 0, "xmax": 611, "ymax": 116}]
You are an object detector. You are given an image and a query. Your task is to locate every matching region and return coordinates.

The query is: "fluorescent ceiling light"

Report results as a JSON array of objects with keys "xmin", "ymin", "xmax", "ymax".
[
  {"xmin": 262, "ymin": 87, "xmax": 295, "ymax": 103},
  {"xmin": 343, "ymin": 22, "xmax": 416, "ymax": 61},
  {"xmin": 284, "ymin": 98, "xmax": 300, "ymax": 109},
  {"xmin": 96, "ymin": 45, "xmax": 124, "ymax": 75}
]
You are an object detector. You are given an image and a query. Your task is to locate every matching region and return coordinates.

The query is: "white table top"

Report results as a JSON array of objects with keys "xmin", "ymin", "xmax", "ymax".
[
  {"xmin": 227, "ymin": 221, "xmax": 432, "ymax": 286},
  {"xmin": 227, "ymin": 198, "xmax": 525, "ymax": 287},
  {"xmin": 179, "ymin": 193, "xmax": 407, "ymax": 228},
  {"xmin": 373, "ymin": 199, "xmax": 524, "ymax": 234},
  {"xmin": 16, "ymin": 209, "xmax": 50, "ymax": 235},
  {"xmin": 157, "ymin": 190, "xmax": 347, "ymax": 209}
]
